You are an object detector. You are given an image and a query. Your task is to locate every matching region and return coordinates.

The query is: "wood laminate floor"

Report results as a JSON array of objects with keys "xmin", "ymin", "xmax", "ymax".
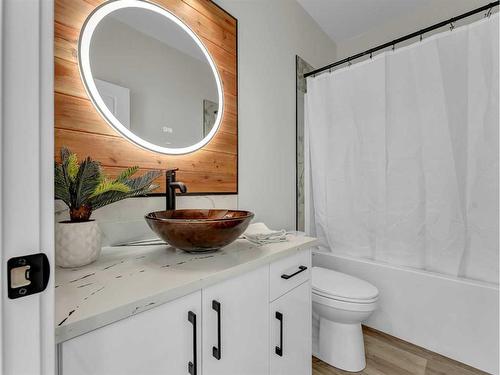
[{"xmin": 312, "ymin": 326, "xmax": 489, "ymax": 375}]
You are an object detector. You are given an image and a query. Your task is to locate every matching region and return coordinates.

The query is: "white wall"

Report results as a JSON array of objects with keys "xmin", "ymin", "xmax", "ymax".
[
  {"xmin": 68, "ymin": 0, "xmax": 337, "ymax": 242},
  {"xmin": 55, "ymin": 195, "xmax": 238, "ymax": 246},
  {"xmin": 336, "ymin": 0, "xmax": 493, "ymax": 59},
  {"xmin": 214, "ymin": 0, "xmax": 337, "ymax": 230},
  {"xmin": 91, "ymin": 18, "xmax": 218, "ymax": 148}
]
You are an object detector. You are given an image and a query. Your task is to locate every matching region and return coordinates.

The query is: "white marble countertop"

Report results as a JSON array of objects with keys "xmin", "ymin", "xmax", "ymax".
[{"xmin": 55, "ymin": 233, "xmax": 317, "ymax": 343}]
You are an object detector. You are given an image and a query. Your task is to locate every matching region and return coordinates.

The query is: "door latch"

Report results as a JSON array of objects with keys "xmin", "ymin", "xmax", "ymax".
[{"xmin": 7, "ymin": 253, "xmax": 50, "ymax": 299}]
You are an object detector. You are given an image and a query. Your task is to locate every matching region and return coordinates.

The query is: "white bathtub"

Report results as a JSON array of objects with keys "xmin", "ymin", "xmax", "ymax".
[{"xmin": 312, "ymin": 251, "xmax": 499, "ymax": 374}]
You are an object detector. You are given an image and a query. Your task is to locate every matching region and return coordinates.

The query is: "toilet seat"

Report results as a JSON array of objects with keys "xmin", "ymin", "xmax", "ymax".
[
  {"xmin": 312, "ymin": 290, "xmax": 377, "ymax": 313},
  {"xmin": 312, "ymin": 267, "xmax": 379, "ymax": 304},
  {"xmin": 312, "ymin": 288, "xmax": 378, "ymax": 304}
]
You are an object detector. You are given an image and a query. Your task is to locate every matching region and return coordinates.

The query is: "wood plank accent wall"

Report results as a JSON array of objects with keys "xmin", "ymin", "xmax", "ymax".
[{"xmin": 54, "ymin": 0, "xmax": 238, "ymax": 194}]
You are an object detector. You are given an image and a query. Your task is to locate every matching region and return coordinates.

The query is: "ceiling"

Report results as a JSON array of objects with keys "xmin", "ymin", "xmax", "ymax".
[{"xmin": 297, "ymin": 0, "xmax": 433, "ymax": 43}]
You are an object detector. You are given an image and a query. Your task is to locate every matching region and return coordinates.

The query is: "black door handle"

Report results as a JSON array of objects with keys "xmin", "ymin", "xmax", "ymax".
[
  {"xmin": 188, "ymin": 311, "xmax": 197, "ymax": 375},
  {"xmin": 212, "ymin": 300, "xmax": 221, "ymax": 360},
  {"xmin": 281, "ymin": 265, "xmax": 308, "ymax": 280},
  {"xmin": 275, "ymin": 311, "xmax": 283, "ymax": 357}
]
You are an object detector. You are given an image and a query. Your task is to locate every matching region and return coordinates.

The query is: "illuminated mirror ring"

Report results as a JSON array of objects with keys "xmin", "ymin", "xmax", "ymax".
[{"xmin": 78, "ymin": 0, "xmax": 224, "ymax": 155}]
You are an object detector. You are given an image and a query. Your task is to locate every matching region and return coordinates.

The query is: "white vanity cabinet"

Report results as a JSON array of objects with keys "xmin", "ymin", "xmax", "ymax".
[
  {"xmin": 270, "ymin": 282, "xmax": 312, "ymax": 375},
  {"xmin": 202, "ymin": 266, "xmax": 269, "ymax": 375},
  {"xmin": 58, "ymin": 248, "xmax": 312, "ymax": 375},
  {"xmin": 59, "ymin": 290, "xmax": 201, "ymax": 375},
  {"xmin": 269, "ymin": 250, "xmax": 312, "ymax": 375}
]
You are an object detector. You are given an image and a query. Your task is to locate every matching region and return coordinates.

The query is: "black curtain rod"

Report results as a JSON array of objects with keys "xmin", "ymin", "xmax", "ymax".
[{"xmin": 304, "ymin": 1, "xmax": 499, "ymax": 78}]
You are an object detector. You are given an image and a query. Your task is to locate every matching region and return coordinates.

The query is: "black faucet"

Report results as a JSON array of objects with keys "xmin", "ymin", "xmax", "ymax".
[{"xmin": 165, "ymin": 169, "xmax": 187, "ymax": 210}]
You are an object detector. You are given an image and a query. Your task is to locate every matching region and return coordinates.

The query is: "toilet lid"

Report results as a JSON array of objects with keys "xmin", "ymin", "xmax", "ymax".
[{"xmin": 312, "ymin": 267, "xmax": 379, "ymax": 302}]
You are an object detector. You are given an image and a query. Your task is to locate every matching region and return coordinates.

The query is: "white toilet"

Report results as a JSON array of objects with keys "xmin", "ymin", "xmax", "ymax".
[{"xmin": 312, "ymin": 267, "xmax": 379, "ymax": 372}]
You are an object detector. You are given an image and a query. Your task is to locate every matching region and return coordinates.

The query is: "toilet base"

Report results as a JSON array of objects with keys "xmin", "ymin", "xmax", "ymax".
[{"xmin": 318, "ymin": 318, "xmax": 366, "ymax": 372}]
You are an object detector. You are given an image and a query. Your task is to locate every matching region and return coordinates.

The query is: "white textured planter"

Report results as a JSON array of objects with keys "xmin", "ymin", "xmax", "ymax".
[{"xmin": 56, "ymin": 220, "xmax": 101, "ymax": 268}]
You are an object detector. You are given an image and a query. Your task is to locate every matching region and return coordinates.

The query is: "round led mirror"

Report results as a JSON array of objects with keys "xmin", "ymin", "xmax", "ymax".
[{"xmin": 78, "ymin": 0, "xmax": 224, "ymax": 155}]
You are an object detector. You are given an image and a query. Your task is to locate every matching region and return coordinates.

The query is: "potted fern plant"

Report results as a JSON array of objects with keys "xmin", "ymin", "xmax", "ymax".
[{"xmin": 55, "ymin": 147, "xmax": 161, "ymax": 268}]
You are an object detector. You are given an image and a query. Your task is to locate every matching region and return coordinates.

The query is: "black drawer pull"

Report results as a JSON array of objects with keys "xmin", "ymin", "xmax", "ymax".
[
  {"xmin": 212, "ymin": 300, "xmax": 221, "ymax": 360},
  {"xmin": 275, "ymin": 311, "xmax": 283, "ymax": 356},
  {"xmin": 188, "ymin": 311, "xmax": 197, "ymax": 375},
  {"xmin": 281, "ymin": 265, "xmax": 307, "ymax": 280}
]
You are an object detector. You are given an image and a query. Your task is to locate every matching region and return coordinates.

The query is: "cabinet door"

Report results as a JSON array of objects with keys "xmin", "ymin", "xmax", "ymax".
[
  {"xmin": 202, "ymin": 266, "xmax": 269, "ymax": 375},
  {"xmin": 270, "ymin": 281, "xmax": 311, "ymax": 375},
  {"xmin": 60, "ymin": 291, "xmax": 201, "ymax": 375}
]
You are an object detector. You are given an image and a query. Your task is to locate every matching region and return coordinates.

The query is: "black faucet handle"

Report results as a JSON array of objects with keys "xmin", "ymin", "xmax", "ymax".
[{"xmin": 166, "ymin": 168, "xmax": 179, "ymax": 176}]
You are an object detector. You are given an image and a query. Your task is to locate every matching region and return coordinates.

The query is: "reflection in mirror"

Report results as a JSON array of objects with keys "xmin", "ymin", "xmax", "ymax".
[
  {"xmin": 203, "ymin": 99, "xmax": 218, "ymax": 137},
  {"xmin": 79, "ymin": 1, "xmax": 223, "ymax": 154}
]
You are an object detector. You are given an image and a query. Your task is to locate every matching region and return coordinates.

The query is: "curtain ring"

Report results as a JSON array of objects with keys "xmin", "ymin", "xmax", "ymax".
[
  {"xmin": 419, "ymin": 33, "xmax": 423, "ymax": 42},
  {"xmin": 392, "ymin": 43, "xmax": 395, "ymax": 51},
  {"xmin": 347, "ymin": 59, "xmax": 351, "ymax": 67},
  {"xmin": 449, "ymin": 20, "xmax": 455, "ymax": 31},
  {"xmin": 369, "ymin": 52, "xmax": 373, "ymax": 59},
  {"xmin": 485, "ymin": 7, "xmax": 493, "ymax": 18}
]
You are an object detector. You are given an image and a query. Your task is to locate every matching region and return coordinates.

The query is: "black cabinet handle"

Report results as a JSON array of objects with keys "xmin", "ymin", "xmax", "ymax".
[
  {"xmin": 188, "ymin": 311, "xmax": 197, "ymax": 375},
  {"xmin": 281, "ymin": 265, "xmax": 308, "ymax": 280},
  {"xmin": 212, "ymin": 300, "xmax": 222, "ymax": 360},
  {"xmin": 275, "ymin": 311, "xmax": 283, "ymax": 357}
]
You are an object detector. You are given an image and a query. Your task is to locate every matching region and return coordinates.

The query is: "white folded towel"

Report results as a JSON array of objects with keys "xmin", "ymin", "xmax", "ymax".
[{"xmin": 242, "ymin": 223, "xmax": 288, "ymax": 245}]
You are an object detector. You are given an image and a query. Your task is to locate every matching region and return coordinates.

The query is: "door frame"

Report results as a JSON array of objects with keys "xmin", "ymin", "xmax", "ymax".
[{"xmin": 0, "ymin": 0, "xmax": 55, "ymax": 373}]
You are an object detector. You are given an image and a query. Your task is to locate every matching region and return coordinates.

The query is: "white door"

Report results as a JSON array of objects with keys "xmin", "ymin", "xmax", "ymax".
[
  {"xmin": 59, "ymin": 291, "xmax": 202, "ymax": 375},
  {"xmin": 270, "ymin": 282, "xmax": 312, "ymax": 375},
  {"xmin": 202, "ymin": 266, "xmax": 269, "ymax": 375},
  {"xmin": 94, "ymin": 79, "xmax": 131, "ymax": 128},
  {"xmin": 0, "ymin": 0, "xmax": 55, "ymax": 374}
]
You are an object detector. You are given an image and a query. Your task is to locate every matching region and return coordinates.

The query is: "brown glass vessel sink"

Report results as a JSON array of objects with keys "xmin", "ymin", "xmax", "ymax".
[{"xmin": 145, "ymin": 209, "xmax": 254, "ymax": 252}]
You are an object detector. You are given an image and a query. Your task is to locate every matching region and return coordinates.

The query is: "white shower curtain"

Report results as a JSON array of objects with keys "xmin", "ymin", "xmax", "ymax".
[{"xmin": 305, "ymin": 15, "xmax": 499, "ymax": 284}]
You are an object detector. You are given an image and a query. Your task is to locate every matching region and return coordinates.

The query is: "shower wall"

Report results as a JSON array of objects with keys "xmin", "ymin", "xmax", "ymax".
[{"xmin": 296, "ymin": 55, "xmax": 314, "ymax": 231}]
